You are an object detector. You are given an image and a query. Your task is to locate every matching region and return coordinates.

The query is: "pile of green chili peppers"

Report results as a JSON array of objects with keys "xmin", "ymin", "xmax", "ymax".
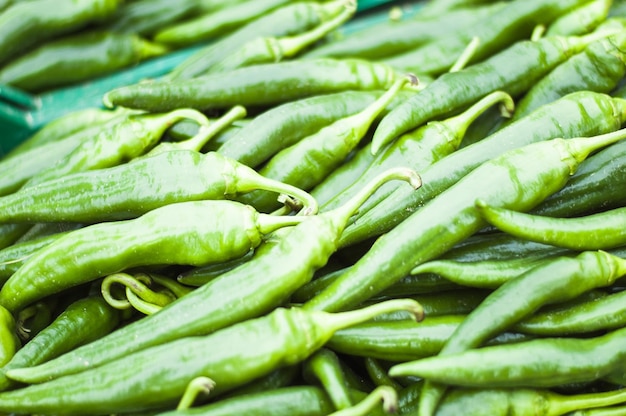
[{"xmin": 2, "ymin": 0, "xmax": 626, "ymax": 415}]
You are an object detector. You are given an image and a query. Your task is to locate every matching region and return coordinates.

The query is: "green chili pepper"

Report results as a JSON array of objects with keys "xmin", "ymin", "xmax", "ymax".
[
  {"xmin": 0, "ymin": 199, "xmax": 313, "ymax": 314},
  {"xmin": 0, "ymin": 296, "xmax": 119, "ymax": 392},
  {"xmin": 237, "ymin": 74, "xmax": 417, "ymax": 212},
  {"xmin": 303, "ymin": 347, "xmax": 354, "ymax": 410},
  {"xmin": 4, "ymin": 107, "xmax": 123, "ymax": 159},
  {"xmin": 153, "ymin": 0, "xmax": 292, "ymax": 47},
  {"xmin": 513, "ymin": 20, "xmax": 626, "ymax": 120},
  {"xmin": 330, "ymin": 385, "xmax": 398, "ymax": 416},
  {"xmin": 0, "ymin": 110, "xmax": 135, "ymax": 197},
  {"xmin": 413, "ymin": 250, "xmax": 626, "ymax": 415},
  {"xmin": 222, "ymin": 365, "xmax": 301, "ymax": 400},
  {"xmin": 364, "ymin": 357, "xmax": 403, "ymax": 391},
  {"xmin": 372, "ymin": 27, "xmax": 620, "ymax": 155},
  {"xmin": 8, "ymin": 168, "xmax": 421, "ymax": 384},
  {"xmin": 327, "ymin": 315, "xmax": 529, "ymax": 363},
  {"xmin": 1, "ymin": 299, "xmax": 423, "ymax": 414},
  {"xmin": 168, "ymin": 0, "xmax": 346, "ymax": 80},
  {"xmin": 104, "ymin": 58, "xmax": 399, "ymax": 113},
  {"xmin": 0, "ymin": 147, "xmax": 322, "ymax": 223},
  {"xmin": 216, "ymin": 90, "xmax": 382, "ymax": 168},
  {"xmin": 388, "ymin": 324, "xmax": 626, "ymax": 388},
  {"xmin": 319, "ymin": 90, "xmax": 514, "ymax": 212},
  {"xmin": 176, "ymin": 251, "xmax": 254, "ymax": 287},
  {"xmin": 381, "ymin": 0, "xmax": 595, "ymax": 77},
  {"xmin": 25, "ymin": 108, "xmax": 210, "ymax": 188},
  {"xmin": 477, "ymin": 202, "xmax": 626, "ymax": 250},
  {"xmin": 0, "ymin": 230, "xmax": 75, "ymax": 283},
  {"xmin": 102, "ymin": 0, "xmax": 198, "ymax": 37},
  {"xmin": 304, "ymin": 127, "xmax": 626, "ymax": 314},
  {"xmin": 420, "ymin": 0, "xmax": 507, "ymax": 15},
  {"xmin": 435, "ymin": 386, "xmax": 626, "ymax": 416},
  {"xmin": 545, "ymin": 0, "xmax": 612, "ymax": 36},
  {"xmin": 341, "ymin": 91, "xmax": 626, "ymax": 248},
  {"xmin": 514, "ymin": 286, "xmax": 626, "ymax": 336},
  {"xmin": 531, "ymin": 136, "xmax": 626, "ymax": 218},
  {"xmin": 0, "ymin": 306, "xmax": 19, "ymax": 368},
  {"xmin": 0, "ymin": 31, "xmax": 169, "ymax": 93},
  {"xmin": 0, "ymin": 0, "xmax": 121, "ymax": 64},
  {"xmin": 208, "ymin": 1, "xmax": 356, "ymax": 74},
  {"xmin": 305, "ymin": 3, "xmax": 505, "ymax": 60}
]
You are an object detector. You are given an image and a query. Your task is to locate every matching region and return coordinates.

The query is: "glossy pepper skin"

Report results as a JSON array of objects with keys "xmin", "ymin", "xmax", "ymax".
[
  {"xmin": 388, "ymin": 324, "xmax": 626, "ymax": 389},
  {"xmin": 0, "ymin": 149, "xmax": 318, "ymax": 223},
  {"xmin": 512, "ymin": 20, "xmax": 626, "ymax": 120},
  {"xmin": 0, "ymin": 0, "xmax": 121, "ymax": 64},
  {"xmin": 381, "ymin": 0, "xmax": 595, "ymax": 77},
  {"xmin": 104, "ymin": 58, "xmax": 398, "ymax": 113},
  {"xmin": 477, "ymin": 203, "xmax": 626, "ymax": 250},
  {"xmin": 0, "ymin": 306, "xmax": 19, "ymax": 368},
  {"xmin": 0, "ymin": 31, "xmax": 168, "ymax": 93},
  {"xmin": 373, "ymin": 28, "xmax": 617, "ymax": 154},
  {"xmin": 0, "ymin": 300, "xmax": 423, "ymax": 414},
  {"xmin": 342, "ymin": 92, "xmax": 626, "ymax": 247},
  {"xmin": 531, "ymin": 134, "xmax": 626, "ymax": 218},
  {"xmin": 0, "ymin": 296, "xmax": 120, "ymax": 392},
  {"xmin": 103, "ymin": 0, "xmax": 198, "ymax": 37},
  {"xmin": 8, "ymin": 169, "xmax": 421, "ymax": 384},
  {"xmin": 0, "ymin": 200, "xmax": 309, "ymax": 314},
  {"xmin": 168, "ymin": 0, "xmax": 346, "ymax": 80},
  {"xmin": 304, "ymin": 128, "xmax": 626, "ymax": 314},
  {"xmin": 302, "ymin": 347, "xmax": 354, "ymax": 410}
]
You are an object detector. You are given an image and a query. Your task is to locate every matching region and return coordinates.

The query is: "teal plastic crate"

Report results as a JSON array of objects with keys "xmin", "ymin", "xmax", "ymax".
[{"xmin": 0, "ymin": 0, "xmax": 422, "ymax": 157}]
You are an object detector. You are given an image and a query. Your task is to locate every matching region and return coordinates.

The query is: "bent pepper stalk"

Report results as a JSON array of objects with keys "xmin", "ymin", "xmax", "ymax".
[
  {"xmin": 0, "ymin": 300, "xmax": 423, "ymax": 414},
  {"xmin": 303, "ymin": 128, "xmax": 626, "ymax": 314},
  {"xmin": 6, "ymin": 168, "xmax": 421, "ymax": 384}
]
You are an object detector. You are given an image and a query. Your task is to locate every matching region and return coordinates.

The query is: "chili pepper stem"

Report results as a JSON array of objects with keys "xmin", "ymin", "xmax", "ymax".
[
  {"xmin": 255, "ymin": 212, "xmax": 313, "ymax": 235},
  {"xmin": 566, "ymin": 25, "xmax": 623, "ymax": 52},
  {"xmin": 449, "ymin": 36, "xmax": 480, "ymax": 73},
  {"xmin": 330, "ymin": 167, "xmax": 421, "ymax": 225},
  {"xmin": 329, "ymin": 386, "xmax": 398, "ymax": 416},
  {"xmin": 278, "ymin": 0, "xmax": 357, "ymax": 58},
  {"xmin": 233, "ymin": 164, "xmax": 320, "ymax": 215},
  {"xmin": 134, "ymin": 37, "xmax": 170, "ymax": 60},
  {"xmin": 169, "ymin": 105, "xmax": 246, "ymax": 153},
  {"xmin": 443, "ymin": 91, "xmax": 515, "ymax": 139},
  {"xmin": 549, "ymin": 387, "xmax": 626, "ymax": 415},
  {"xmin": 315, "ymin": 299, "xmax": 424, "ymax": 336},
  {"xmin": 568, "ymin": 127, "xmax": 626, "ymax": 166},
  {"xmin": 176, "ymin": 376, "xmax": 216, "ymax": 410},
  {"xmin": 125, "ymin": 289, "xmax": 163, "ymax": 315}
]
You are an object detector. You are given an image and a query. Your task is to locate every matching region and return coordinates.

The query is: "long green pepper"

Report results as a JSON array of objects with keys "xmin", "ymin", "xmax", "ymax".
[
  {"xmin": 104, "ymin": 58, "xmax": 399, "ymax": 113},
  {"xmin": 1, "ymin": 300, "xmax": 424, "ymax": 414},
  {"xmin": 8, "ymin": 168, "xmax": 421, "ymax": 384},
  {"xmin": 0, "ymin": 149, "xmax": 319, "ymax": 223},
  {"xmin": 0, "ymin": 200, "xmax": 311, "ymax": 314}
]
